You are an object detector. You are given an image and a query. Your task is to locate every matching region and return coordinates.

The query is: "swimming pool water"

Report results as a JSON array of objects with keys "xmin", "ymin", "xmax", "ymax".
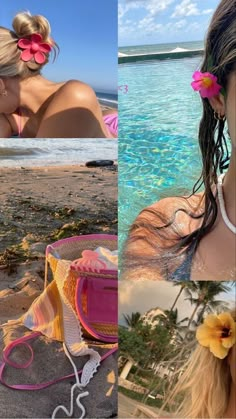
[{"xmin": 118, "ymin": 56, "xmax": 205, "ymax": 249}]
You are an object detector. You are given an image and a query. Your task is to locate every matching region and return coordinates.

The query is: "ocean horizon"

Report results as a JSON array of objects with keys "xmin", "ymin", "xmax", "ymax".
[{"xmin": 119, "ymin": 40, "xmax": 204, "ymax": 55}]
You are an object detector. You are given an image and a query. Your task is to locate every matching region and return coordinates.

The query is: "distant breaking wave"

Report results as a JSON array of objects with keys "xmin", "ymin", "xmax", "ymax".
[
  {"xmin": 0, "ymin": 138, "xmax": 117, "ymax": 167},
  {"xmin": 96, "ymin": 91, "xmax": 118, "ymax": 108}
]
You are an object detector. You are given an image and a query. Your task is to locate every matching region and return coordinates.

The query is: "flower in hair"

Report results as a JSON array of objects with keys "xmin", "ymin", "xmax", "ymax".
[
  {"xmin": 196, "ymin": 312, "xmax": 236, "ymax": 359},
  {"xmin": 191, "ymin": 71, "xmax": 222, "ymax": 98},
  {"xmin": 17, "ymin": 33, "xmax": 51, "ymax": 64}
]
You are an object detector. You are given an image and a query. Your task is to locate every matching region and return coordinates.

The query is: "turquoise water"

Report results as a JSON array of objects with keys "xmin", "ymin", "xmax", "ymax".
[{"xmin": 119, "ymin": 56, "xmax": 204, "ymax": 248}]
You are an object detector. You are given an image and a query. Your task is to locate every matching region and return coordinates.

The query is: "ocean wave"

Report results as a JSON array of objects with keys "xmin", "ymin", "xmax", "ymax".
[
  {"xmin": 0, "ymin": 139, "xmax": 117, "ymax": 167},
  {"xmin": 98, "ymin": 98, "xmax": 118, "ymax": 108},
  {"xmin": 0, "ymin": 147, "xmax": 43, "ymax": 157}
]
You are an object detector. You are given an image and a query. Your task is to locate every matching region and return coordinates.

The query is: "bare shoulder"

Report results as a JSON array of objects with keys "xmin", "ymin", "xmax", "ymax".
[
  {"xmin": 53, "ymin": 80, "xmax": 99, "ymax": 110},
  {"xmin": 124, "ymin": 193, "xmax": 204, "ymax": 260},
  {"xmin": 122, "ymin": 194, "xmax": 204, "ymax": 281},
  {"xmin": 137, "ymin": 193, "xmax": 204, "ymax": 231},
  {"xmin": 37, "ymin": 80, "xmax": 105, "ymax": 138}
]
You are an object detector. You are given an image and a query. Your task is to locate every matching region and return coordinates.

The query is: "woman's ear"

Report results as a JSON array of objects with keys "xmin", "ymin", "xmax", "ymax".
[{"xmin": 208, "ymin": 93, "xmax": 226, "ymax": 118}]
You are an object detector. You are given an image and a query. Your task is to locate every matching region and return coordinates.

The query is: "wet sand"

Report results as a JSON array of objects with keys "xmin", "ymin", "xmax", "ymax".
[{"xmin": 0, "ymin": 164, "xmax": 117, "ymax": 418}]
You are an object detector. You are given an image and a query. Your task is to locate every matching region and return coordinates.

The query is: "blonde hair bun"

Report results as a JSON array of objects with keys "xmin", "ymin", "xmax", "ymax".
[
  {"xmin": 12, "ymin": 12, "xmax": 51, "ymax": 43},
  {"xmin": 9, "ymin": 12, "xmax": 58, "ymax": 73}
]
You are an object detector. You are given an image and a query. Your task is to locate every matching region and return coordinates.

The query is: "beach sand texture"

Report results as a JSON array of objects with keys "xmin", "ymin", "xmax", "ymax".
[{"xmin": 0, "ymin": 165, "xmax": 118, "ymax": 418}]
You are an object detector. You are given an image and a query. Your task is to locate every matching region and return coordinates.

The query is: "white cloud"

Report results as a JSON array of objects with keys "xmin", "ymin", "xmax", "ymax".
[
  {"xmin": 202, "ymin": 9, "xmax": 214, "ymax": 15},
  {"xmin": 119, "ymin": 280, "xmax": 234, "ymax": 325},
  {"xmin": 137, "ymin": 15, "xmax": 164, "ymax": 33},
  {"xmin": 120, "ymin": 0, "xmax": 175, "ymax": 18},
  {"xmin": 118, "ymin": 0, "xmax": 216, "ymax": 43},
  {"xmin": 119, "ymin": 0, "xmax": 175, "ymax": 39},
  {"xmin": 171, "ymin": 0, "xmax": 200, "ymax": 17},
  {"xmin": 174, "ymin": 19, "xmax": 187, "ymax": 29},
  {"xmin": 119, "ymin": 280, "xmax": 195, "ymax": 324},
  {"xmin": 118, "ymin": 1, "xmax": 143, "ymax": 23},
  {"xmin": 146, "ymin": 0, "xmax": 175, "ymax": 16},
  {"xmin": 171, "ymin": 0, "xmax": 214, "ymax": 18}
]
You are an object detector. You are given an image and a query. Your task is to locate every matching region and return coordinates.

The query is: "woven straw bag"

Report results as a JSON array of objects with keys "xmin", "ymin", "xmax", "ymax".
[{"xmin": 45, "ymin": 234, "xmax": 118, "ymax": 343}]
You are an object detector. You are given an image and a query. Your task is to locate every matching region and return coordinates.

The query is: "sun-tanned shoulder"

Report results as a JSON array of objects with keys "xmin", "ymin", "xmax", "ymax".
[
  {"xmin": 37, "ymin": 79, "xmax": 105, "ymax": 137},
  {"xmin": 127, "ymin": 193, "xmax": 204, "ymax": 255},
  {"xmin": 53, "ymin": 80, "xmax": 99, "ymax": 111},
  {"xmin": 122, "ymin": 193, "xmax": 204, "ymax": 281},
  {"xmin": 136, "ymin": 193, "xmax": 204, "ymax": 235}
]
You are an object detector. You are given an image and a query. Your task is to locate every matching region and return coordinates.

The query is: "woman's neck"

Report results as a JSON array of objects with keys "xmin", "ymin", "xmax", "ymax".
[
  {"xmin": 222, "ymin": 150, "xmax": 236, "ymax": 226},
  {"xmin": 224, "ymin": 382, "xmax": 236, "ymax": 418},
  {"xmin": 19, "ymin": 75, "xmax": 61, "ymax": 115}
]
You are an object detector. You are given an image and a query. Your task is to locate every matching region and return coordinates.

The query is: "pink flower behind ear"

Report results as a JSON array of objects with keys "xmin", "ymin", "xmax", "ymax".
[
  {"xmin": 17, "ymin": 33, "xmax": 52, "ymax": 64},
  {"xmin": 191, "ymin": 71, "xmax": 222, "ymax": 98}
]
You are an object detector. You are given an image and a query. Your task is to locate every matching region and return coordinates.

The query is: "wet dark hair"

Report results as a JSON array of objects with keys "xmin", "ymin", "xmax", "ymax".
[{"xmin": 123, "ymin": 0, "xmax": 236, "ymax": 279}]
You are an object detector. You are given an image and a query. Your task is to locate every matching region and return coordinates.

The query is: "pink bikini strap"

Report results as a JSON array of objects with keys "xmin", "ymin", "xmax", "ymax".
[{"xmin": 0, "ymin": 332, "xmax": 117, "ymax": 391}]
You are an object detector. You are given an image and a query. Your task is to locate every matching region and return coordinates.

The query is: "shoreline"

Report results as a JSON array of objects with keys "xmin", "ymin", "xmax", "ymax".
[{"xmin": 0, "ymin": 162, "xmax": 118, "ymax": 170}]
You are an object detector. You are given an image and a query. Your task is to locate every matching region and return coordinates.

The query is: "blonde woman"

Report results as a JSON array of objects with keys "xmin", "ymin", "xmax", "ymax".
[
  {"xmin": 0, "ymin": 12, "xmax": 117, "ymax": 138},
  {"xmin": 159, "ymin": 310, "xmax": 236, "ymax": 418}
]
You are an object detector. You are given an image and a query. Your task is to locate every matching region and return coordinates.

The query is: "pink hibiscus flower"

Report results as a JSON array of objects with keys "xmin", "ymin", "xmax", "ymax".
[{"xmin": 191, "ymin": 71, "xmax": 222, "ymax": 98}]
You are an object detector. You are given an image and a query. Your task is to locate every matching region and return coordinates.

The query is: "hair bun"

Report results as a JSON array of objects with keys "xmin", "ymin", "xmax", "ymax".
[{"xmin": 12, "ymin": 12, "xmax": 51, "ymax": 43}]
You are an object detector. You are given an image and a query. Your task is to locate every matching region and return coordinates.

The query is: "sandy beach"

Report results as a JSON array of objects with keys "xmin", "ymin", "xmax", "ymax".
[{"xmin": 0, "ymin": 164, "xmax": 117, "ymax": 418}]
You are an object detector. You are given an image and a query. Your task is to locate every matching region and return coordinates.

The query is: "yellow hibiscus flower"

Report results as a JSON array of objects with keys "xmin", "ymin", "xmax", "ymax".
[{"xmin": 196, "ymin": 312, "xmax": 236, "ymax": 359}]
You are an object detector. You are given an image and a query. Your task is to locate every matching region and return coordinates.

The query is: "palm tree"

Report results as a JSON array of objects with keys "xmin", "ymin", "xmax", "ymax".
[
  {"xmin": 123, "ymin": 312, "xmax": 142, "ymax": 330},
  {"xmin": 155, "ymin": 308, "xmax": 189, "ymax": 338},
  {"xmin": 170, "ymin": 281, "xmax": 196, "ymax": 312},
  {"xmin": 185, "ymin": 281, "xmax": 231, "ymax": 330},
  {"xmin": 195, "ymin": 299, "xmax": 229, "ymax": 325}
]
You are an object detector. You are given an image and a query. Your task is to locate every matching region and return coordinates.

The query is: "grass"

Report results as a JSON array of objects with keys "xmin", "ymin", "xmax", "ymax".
[{"xmin": 118, "ymin": 386, "xmax": 164, "ymax": 409}]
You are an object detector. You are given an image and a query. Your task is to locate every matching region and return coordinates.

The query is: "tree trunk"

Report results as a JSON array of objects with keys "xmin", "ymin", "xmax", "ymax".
[
  {"xmin": 120, "ymin": 359, "xmax": 133, "ymax": 380},
  {"xmin": 170, "ymin": 285, "xmax": 184, "ymax": 312},
  {"xmin": 187, "ymin": 302, "xmax": 201, "ymax": 329},
  {"xmin": 197, "ymin": 303, "xmax": 207, "ymax": 324}
]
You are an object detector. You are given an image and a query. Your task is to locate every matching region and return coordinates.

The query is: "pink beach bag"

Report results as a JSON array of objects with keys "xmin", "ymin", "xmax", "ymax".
[
  {"xmin": 0, "ymin": 234, "xmax": 118, "ymax": 394},
  {"xmin": 46, "ymin": 234, "xmax": 118, "ymax": 343}
]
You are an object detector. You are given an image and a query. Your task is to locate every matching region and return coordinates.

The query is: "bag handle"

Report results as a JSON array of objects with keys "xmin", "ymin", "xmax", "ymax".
[{"xmin": 0, "ymin": 332, "xmax": 117, "ymax": 391}]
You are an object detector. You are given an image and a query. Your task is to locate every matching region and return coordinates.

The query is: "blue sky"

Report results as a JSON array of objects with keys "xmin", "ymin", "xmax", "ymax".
[
  {"xmin": 1, "ymin": 0, "xmax": 117, "ymax": 93},
  {"xmin": 119, "ymin": 0, "xmax": 220, "ymax": 46}
]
